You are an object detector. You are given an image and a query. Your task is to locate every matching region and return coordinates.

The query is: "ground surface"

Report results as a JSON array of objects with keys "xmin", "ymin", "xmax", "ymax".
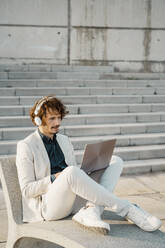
[{"xmin": 0, "ymin": 172, "xmax": 165, "ymax": 247}]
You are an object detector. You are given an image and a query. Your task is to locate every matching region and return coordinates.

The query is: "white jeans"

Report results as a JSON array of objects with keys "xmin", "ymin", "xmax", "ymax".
[{"xmin": 41, "ymin": 155, "xmax": 130, "ymax": 221}]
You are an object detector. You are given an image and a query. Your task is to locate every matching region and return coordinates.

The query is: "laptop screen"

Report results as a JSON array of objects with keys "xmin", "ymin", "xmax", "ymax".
[{"xmin": 81, "ymin": 139, "xmax": 116, "ymax": 174}]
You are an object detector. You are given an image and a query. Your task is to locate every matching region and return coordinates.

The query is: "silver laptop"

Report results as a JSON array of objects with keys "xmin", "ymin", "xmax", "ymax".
[{"xmin": 81, "ymin": 139, "xmax": 116, "ymax": 182}]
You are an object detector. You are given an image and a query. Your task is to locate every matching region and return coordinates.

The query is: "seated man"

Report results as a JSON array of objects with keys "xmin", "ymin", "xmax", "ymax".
[{"xmin": 16, "ymin": 95, "xmax": 162, "ymax": 234}]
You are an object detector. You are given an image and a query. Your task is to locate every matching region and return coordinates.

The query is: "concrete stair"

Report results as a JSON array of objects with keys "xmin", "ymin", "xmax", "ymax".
[
  {"xmin": 1, "ymin": 112, "xmax": 165, "ymax": 127},
  {"xmin": 0, "ymin": 65, "xmax": 165, "ymax": 175},
  {"xmin": 1, "ymin": 79, "xmax": 165, "ymax": 88},
  {"xmin": 1, "ymin": 87, "xmax": 164, "ymax": 96}
]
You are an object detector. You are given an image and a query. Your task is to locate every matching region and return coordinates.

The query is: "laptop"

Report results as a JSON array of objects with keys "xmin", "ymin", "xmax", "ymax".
[{"xmin": 81, "ymin": 139, "xmax": 116, "ymax": 182}]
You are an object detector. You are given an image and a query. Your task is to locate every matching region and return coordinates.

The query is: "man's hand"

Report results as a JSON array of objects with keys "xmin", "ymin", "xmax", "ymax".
[{"xmin": 54, "ymin": 172, "xmax": 61, "ymax": 178}]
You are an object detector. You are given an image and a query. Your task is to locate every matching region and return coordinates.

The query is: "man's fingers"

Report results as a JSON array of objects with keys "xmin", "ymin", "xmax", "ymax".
[{"xmin": 55, "ymin": 172, "xmax": 61, "ymax": 178}]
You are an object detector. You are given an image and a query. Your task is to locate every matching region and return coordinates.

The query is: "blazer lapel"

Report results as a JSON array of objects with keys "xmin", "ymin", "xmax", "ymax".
[
  {"xmin": 34, "ymin": 130, "xmax": 50, "ymax": 173},
  {"xmin": 34, "ymin": 131, "xmax": 74, "ymax": 174},
  {"xmin": 56, "ymin": 133, "xmax": 71, "ymax": 166}
]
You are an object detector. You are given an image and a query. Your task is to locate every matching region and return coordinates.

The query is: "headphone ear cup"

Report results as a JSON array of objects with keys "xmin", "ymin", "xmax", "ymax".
[{"xmin": 34, "ymin": 117, "xmax": 42, "ymax": 126}]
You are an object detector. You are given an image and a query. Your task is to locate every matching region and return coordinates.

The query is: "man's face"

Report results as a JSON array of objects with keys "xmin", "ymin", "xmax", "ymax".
[{"xmin": 41, "ymin": 109, "xmax": 62, "ymax": 136}]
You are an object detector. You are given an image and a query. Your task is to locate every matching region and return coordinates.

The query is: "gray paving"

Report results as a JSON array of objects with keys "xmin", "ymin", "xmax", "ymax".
[{"xmin": 0, "ymin": 210, "xmax": 165, "ymax": 248}]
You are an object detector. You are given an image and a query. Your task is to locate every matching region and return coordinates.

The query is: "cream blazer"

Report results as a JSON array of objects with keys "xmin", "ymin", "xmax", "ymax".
[{"xmin": 16, "ymin": 130, "xmax": 78, "ymax": 222}]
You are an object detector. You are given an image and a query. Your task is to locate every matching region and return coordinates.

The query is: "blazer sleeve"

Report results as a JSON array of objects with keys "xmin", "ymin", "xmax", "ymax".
[{"xmin": 16, "ymin": 141, "xmax": 51, "ymax": 199}]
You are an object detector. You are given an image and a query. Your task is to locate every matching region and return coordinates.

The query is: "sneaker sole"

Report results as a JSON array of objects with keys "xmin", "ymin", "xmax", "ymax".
[
  {"xmin": 72, "ymin": 218, "xmax": 110, "ymax": 235},
  {"xmin": 126, "ymin": 217, "xmax": 162, "ymax": 232}
]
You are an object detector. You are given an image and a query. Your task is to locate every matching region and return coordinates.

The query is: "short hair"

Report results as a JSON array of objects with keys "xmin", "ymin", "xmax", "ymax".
[{"xmin": 30, "ymin": 95, "xmax": 69, "ymax": 126}]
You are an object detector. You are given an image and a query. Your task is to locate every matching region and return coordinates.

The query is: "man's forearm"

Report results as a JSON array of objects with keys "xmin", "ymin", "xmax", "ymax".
[{"xmin": 21, "ymin": 175, "xmax": 51, "ymax": 198}]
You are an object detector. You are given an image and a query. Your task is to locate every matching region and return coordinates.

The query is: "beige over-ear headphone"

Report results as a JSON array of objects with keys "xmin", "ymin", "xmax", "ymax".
[{"xmin": 34, "ymin": 96, "xmax": 55, "ymax": 126}]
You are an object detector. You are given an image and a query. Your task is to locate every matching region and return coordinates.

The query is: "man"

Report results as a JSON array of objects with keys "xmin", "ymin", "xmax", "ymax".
[{"xmin": 16, "ymin": 95, "xmax": 162, "ymax": 234}]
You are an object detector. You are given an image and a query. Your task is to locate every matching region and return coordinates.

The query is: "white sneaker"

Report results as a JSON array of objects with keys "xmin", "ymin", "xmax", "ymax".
[
  {"xmin": 72, "ymin": 206, "xmax": 110, "ymax": 235},
  {"xmin": 126, "ymin": 204, "xmax": 162, "ymax": 232}
]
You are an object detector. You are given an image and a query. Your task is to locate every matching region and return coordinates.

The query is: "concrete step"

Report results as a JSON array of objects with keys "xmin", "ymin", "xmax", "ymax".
[
  {"xmin": 123, "ymin": 158, "xmax": 165, "ymax": 174},
  {"xmin": 0, "ymin": 153, "xmax": 164, "ymax": 176},
  {"xmin": 0, "ymin": 72, "xmax": 7, "ymax": 80},
  {"xmin": 1, "ymin": 71, "xmax": 165, "ymax": 80},
  {"xmin": 100, "ymin": 72, "xmax": 165, "ymax": 80},
  {"xmin": 0, "ymin": 106, "xmax": 26, "ymax": 116},
  {"xmin": 117, "ymin": 145, "xmax": 165, "ymax": 161},
  {"xmin": 0, "ymin": 80, "xmax": 37, "ymax": 88},
  {"xmin": 1, "ymin": 103, "xmax": 165, "ymax": 116},
  {"xmin": 0, "ymin": 140, "xmax": 17, "ymax": 155},
  {"xmin": 0, "ymin": 68, "xmax": 164, "ymax": 176},
  {"xmin": 70, "ymin": 133, "xmax": 165, "ymax": 150},
  {"xmin": 64, "ymin": 122, "xmax": 165, "ymax": 137},
  {"xmin": 75, "ymin": 144, "xmax": 165, "ymax": 164},
  {"xmin": 5, "ymin": 72, "xmax": 102, "ymax": 80},
  {"xmin": 1, "ymin": 138, "xmax": 165, "ymax": 164},
  {"xmin": 1, "ymin": 122, "xmax": 165, "ymax": 141},
  {"xmin": 0, "ymin": 112, "xmax": 165, "ymax": 127},
  {"xmin": 73, "ymin": 103, "xmax": 165, "ymax": 114},
  {"xmin": 1, "ymin": 122, "xmax": 165, "ymax": 144},
  {"xmin": 36, "ymin": 65, "xmax": 114, "ymax": 72},
  {"xmin": 18, "ymin": 95, "xmax": 165, "ymax": 105},
  {"xmin": 0, "ymin": 127, "xmax": 36, "ymax": 141},
  {"xmin": 0, "ymin": 116, "xmax": 31, "ymax": 128},
  {"xmin": 1, "ymin": 95, "xmax": 165, "ymax": 106},
  {"xmin": 1, "ymin": 127, "xmax": 165, "ymax": 148},
  {"xmin": 0, "ymin": 64, "xmax": 114, "ymax": 72},
  {"xmin": 2, "ymin": 87, "xmax": 165, "ymax": 96},
  {"xmin": 0, "ymin": 96, "xmax": 20, "ymax": 106},
  {"xmin": 64, "ymin": 112, "xmax": 165, "ymax": 126},
  {"xmin": 0, "ymin": 79, "xmax": 165, "ymax": 88}
]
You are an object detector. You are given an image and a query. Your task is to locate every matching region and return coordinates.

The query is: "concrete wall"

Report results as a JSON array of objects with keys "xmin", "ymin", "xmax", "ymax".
[{"xmin": 0, "ymin": 0, "xmax": 165, "ymax": 71}]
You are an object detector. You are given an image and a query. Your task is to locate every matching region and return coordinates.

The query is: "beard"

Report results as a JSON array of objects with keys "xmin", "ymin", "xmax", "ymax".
[{"xmin": 50, "ymin": 125, "xmax": 60, "ymax": 133}]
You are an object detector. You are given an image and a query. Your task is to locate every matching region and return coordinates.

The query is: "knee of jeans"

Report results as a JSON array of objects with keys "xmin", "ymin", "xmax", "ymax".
[
  {"xmin": 110, "ymin": 155, "xmax": 124, "ymax": 169},
  {"xmin": 63, "ymin": 165, "xmax": 80, "ymax": 177}
]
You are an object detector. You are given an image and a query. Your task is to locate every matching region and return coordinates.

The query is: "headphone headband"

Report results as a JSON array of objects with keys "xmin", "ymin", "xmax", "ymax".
[
  {"xmin": 34, "ymin": 96, "xmax": 55, "ymax": 126},
  {"xmin": 34, "ymin": 96, "xmax": 55, "ymax": 115}
]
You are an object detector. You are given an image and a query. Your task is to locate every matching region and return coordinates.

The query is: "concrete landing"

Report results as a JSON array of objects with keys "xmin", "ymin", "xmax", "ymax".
[{"xmin": 0, "ymin": 172, "xmax": 165, "ymax": 247}]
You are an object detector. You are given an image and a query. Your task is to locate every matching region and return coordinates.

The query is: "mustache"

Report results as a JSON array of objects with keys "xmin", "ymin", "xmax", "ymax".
[{"xmin": 51, "ymin": 125, "xmax": 60, "ymax": 129}]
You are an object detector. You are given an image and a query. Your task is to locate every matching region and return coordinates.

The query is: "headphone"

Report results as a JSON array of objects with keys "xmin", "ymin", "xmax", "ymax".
[{"xmin": 34, "ymin": 96, "xmax": 55, "ymax": 126}]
